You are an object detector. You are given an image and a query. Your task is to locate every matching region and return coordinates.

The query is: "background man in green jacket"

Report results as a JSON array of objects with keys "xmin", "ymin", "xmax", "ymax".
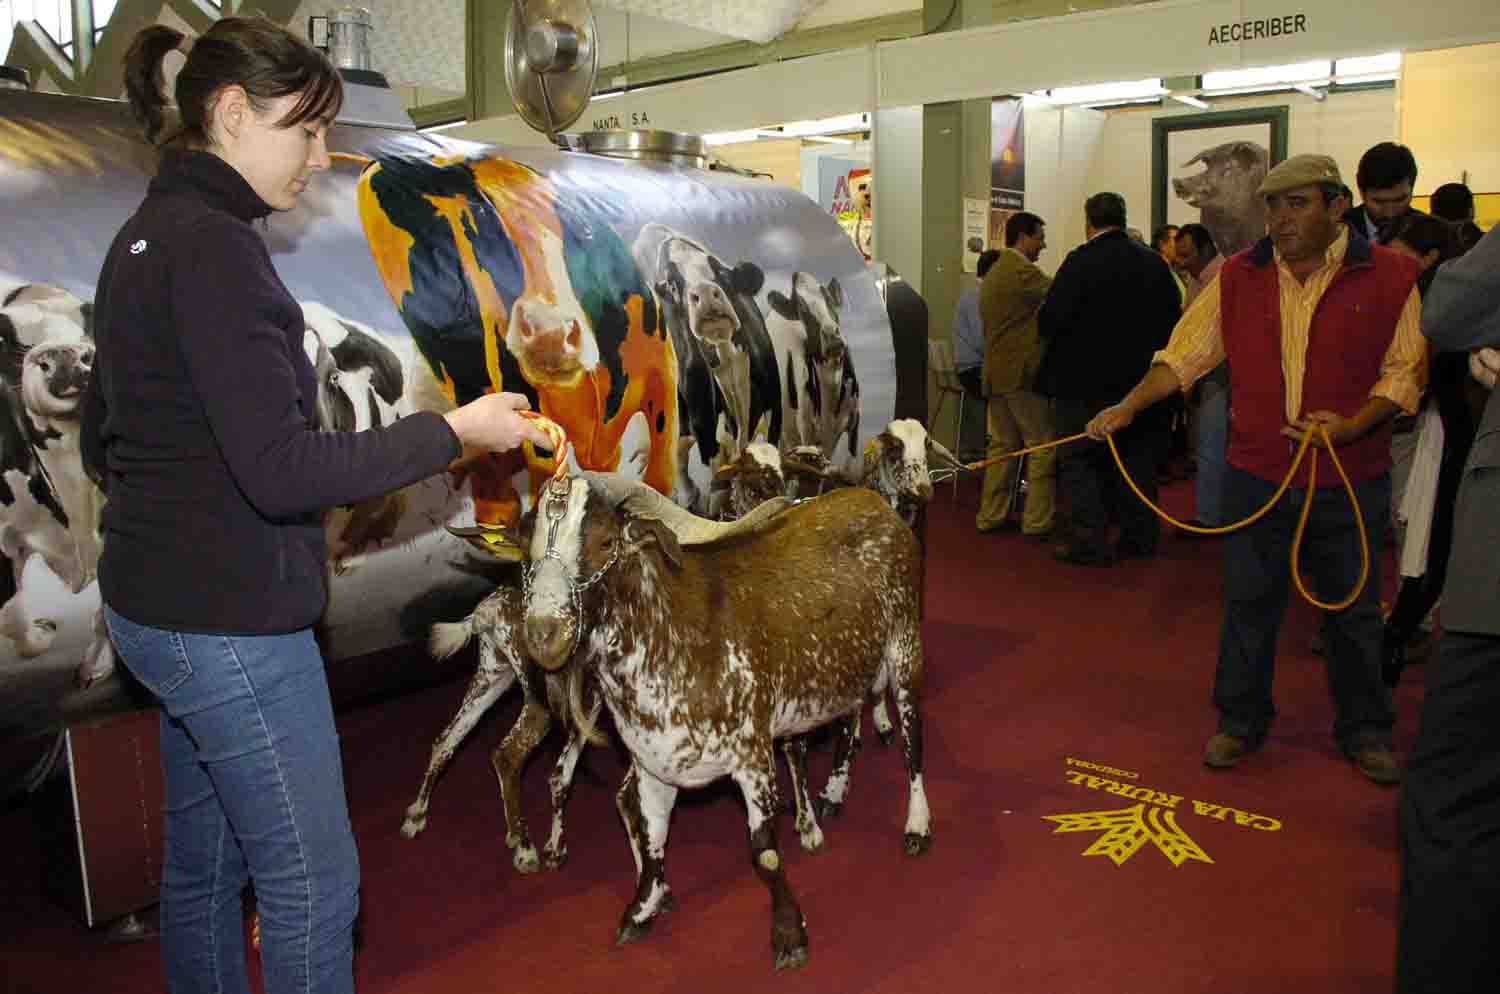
[{"xmin": 976, "ymin": 211, "xmax": 1054, "ymax": 536}]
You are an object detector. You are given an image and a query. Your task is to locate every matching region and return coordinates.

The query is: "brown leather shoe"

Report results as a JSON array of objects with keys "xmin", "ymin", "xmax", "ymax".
[
  {"xmin": 1203, "ymin": 733, "xmax": 1251, "ymax": 768},
  {"xmin": 1347, "ymin": 745, "xmax": 1401, "ymax": 785}
]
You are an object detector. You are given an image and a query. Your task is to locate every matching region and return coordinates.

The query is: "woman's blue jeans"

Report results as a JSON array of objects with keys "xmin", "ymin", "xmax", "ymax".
[{"xmin": 104, "ymin": 606, "xmax": 360, "ymax": 994}]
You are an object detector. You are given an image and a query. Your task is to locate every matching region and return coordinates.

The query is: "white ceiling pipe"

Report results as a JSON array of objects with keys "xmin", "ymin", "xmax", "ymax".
[{"xmin": 594, "ymin": 0, "xmax": 830, "ymax": 44}]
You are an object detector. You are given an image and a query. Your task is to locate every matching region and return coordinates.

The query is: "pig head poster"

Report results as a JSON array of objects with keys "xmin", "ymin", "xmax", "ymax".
[
  {"xmin": 1153, "ymin": 107, "xmax": 1288, "ymax": 258},
  {"xmin": 0, "ymin": 90, "xmax": 894, "ymax": 746}
]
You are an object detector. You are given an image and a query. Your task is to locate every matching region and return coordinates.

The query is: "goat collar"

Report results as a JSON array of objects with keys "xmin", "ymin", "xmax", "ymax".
[{"xmin": 524, "ymin": 479, "xmax": 619, "ymax": 660}]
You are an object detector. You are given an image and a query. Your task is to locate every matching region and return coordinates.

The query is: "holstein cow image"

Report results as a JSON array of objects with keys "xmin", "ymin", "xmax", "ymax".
[
  {"xmin": 301, "ymin": 302, "xmax": 414, "ymax": 573},
  {"xmin": 1172, "ymin": 141, "xmax": 1271, "ymax": 258},
  {"xmin": 632, "ymin": 224, "xmax": 782, "ymax": 469},
  {"xmin": 0, "ymin": 278, "xmax": 111, "ymax": 687},
  {"xmin": 511, "ymin": 472, "xmax": 932, "ymax": 971},
  {"xmin": 353, "ymin": 152, "xmax": 678, "ymax": 526},
  {"xmin": 765, "ymin": 271, "xmax": 861, "ymax": 459}
]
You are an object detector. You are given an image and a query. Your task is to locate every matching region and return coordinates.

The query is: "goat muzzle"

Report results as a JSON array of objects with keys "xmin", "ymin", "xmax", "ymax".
[{"xmin": 523, "ymin": 614, "xmax": 573, "ymax": 671}]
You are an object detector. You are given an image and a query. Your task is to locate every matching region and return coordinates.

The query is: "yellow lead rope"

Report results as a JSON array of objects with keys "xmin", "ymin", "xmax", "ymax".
[{"xmin": 963, "ymin": 424, "xmax": 1370, "ymax": 611}]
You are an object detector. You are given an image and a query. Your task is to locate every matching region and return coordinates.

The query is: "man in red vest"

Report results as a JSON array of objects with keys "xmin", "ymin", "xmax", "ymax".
[{"xmin": 1084, "ymin": 154, "xmax": 1427, "ymax": 785}]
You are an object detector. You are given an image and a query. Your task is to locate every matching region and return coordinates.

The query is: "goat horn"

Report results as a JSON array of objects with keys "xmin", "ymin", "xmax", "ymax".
[
  {"xmin": 581, "ymin": 472, "xmax": 790, "ymax": 545},
  {"xmin": 781, "ymin": 458, "xmax": 827, "ymax": 476},
  {"xmin": 446, "ymin": 525, "xmax": 528, "ymax": 562},
  {"xmin": 927, "ymin": 437, "xmax": 966, "ymax": 472}
]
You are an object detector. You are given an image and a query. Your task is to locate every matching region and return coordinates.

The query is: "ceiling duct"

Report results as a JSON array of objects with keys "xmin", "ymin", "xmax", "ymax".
[{"xmin": 594, "ymin": 0, "xmax": 830, "ymax": 44}]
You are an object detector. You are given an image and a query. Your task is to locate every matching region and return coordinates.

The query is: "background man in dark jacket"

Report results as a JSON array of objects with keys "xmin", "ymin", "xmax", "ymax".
[
  {"xmin": 1343, "ymin": 141, "xmax": 1418, "ymax": 245},
  {"xmin": 1035, "ymin": 192, "xmax": 1182, "ymax": 565}
]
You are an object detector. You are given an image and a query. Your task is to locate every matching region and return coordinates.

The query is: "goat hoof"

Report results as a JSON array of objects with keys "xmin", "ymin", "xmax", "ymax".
[
  {"xmin": 512, "ymin": 845, "xmax": 541, "ymax": 874},
  {"xmin": 813, "ymin": 797, "xmax": 843, "ymax": 820},
  {"xmin": 615, "ymin": 918, "xmax": 654, "ymax": 946},
  {"xmin": 903, "ymin": 831, "xmax": 933, "ymax": 856},
  {"xmin": 799, "ymin": 825, "xmax": 825, "ymax": 852},
  {"xmin": 774, "ymin": 944, "xmax": 810, "ymax": 972},
  {"xmin": 399, "ymin": 816, "xmax": 426, "ymax": 839},
  {"xmin": 875, "ymin": 727, "xmax": 894, "ymax": 747},
  {"xmin": 543, "ymin": 845, "xmax": 568, "ymax": 870}
]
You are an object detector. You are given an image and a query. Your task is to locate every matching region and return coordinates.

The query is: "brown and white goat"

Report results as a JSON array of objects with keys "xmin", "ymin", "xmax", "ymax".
[{"xmin": 516, "ymin": 472, "xmax": 932, "ymax": 970}]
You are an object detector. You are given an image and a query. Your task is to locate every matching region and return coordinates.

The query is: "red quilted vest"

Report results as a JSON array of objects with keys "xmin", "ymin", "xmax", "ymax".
[{"xmin": 1218, "ymin": 234, "xmax": 1420, "ymax": 488}]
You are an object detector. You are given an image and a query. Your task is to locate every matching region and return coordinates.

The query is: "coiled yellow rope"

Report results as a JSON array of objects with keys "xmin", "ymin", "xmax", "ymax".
[{"xmin": 963, "ymin": 424, "xmax": 1370, "ymax": 611}]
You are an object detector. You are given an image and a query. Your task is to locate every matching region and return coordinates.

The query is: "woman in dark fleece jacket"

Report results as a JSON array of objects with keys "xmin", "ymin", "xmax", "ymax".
[{"xmin": 80, "ymin": 18, "xmax": 547, "ymax": 994}]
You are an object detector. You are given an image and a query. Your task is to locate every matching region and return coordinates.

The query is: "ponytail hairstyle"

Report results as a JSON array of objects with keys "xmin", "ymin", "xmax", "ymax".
[{"xmin": 123, "ymin": 16, "xmax": 343, "ymax": 149}]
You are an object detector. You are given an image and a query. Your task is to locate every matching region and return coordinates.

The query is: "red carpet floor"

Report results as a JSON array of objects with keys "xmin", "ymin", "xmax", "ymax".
[{"xmin": 0, "ymin": 478, "xmax": 1424, "ymax": 993}]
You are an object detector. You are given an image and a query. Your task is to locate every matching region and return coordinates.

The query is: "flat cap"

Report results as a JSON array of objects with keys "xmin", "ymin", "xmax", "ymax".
[{"xmin": 1259, "ymin": 154, "xmax": 1343, "ymax": 195}]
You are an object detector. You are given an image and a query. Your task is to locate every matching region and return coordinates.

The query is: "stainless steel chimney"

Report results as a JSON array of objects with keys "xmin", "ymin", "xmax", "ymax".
[{"xmin": 327, "ymin": 6, "xmax": 374, "ymax": 72}]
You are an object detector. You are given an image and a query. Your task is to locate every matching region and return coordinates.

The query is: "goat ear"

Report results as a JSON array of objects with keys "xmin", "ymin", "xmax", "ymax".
[
  {"xmin": 447, "ymin": 524, "xmax": 529, "ymax": 563},
  {"xmin": 861, "ymin": 432, "xmax": 887, "ymax": 481},
  {"xmin": 927, "ymin": 436, "xmax": 965, "ymax": 471},
  {"xmin": 630, "ymin": 517, "xmax": 683, "ymax": 570}
]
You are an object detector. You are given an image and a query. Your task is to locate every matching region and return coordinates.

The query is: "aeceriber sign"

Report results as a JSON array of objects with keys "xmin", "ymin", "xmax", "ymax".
[{"xmin": 1208, "ymin": 13, "xmax": 1309, "ymax": 45}]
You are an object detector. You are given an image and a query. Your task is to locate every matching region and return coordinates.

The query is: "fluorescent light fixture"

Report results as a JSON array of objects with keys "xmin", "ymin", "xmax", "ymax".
[
  {"xmin": 801, "ymin": 134, "xmax": 855, "ymax": 145},
  {"xmin": 1202, "ymin": 60, "xmax": 1331, "ymax": 95},
  {"xmin": 1294, "ymin": 82, "xmax": 1326, "ymax": 101},
  {"xmin": 1172, "ymin": 94, "xmax": 1210, "ymax": 109},
  {"xmin": 702, "ymin": 129, "xmax": 764, "ymax": 146},
  {"xmin": 419, "ymin": 120, "xmax": 469, "ymax": 133},
  {"xmin": 1334, "ymin": 51, "xmax": 1401, "ymax": 84},
  {"xmin": 1046, "ymin": 78, "xmax": 1167, "ymax": 105},
  {"xmin": 777, "ymin": 113, "xmax": 870, "ymax": 137},
  {"xmin": 1335, "ymin": 52, "xmax": 1400, "ymax": 77}
]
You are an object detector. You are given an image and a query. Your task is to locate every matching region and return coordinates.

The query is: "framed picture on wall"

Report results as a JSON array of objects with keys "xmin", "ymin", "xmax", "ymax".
[{"xmin": 1152, "ymin": 107, "xmax": 1290, "ymax": 258}]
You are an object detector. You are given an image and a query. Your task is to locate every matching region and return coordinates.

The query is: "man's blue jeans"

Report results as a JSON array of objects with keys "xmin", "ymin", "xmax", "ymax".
[
  {"xmin": 1213, "ymin": 465, "xmax": 1394, "ymax": 751},
  {"xmin": 1194, "ymin": 366, "xmax": 1230, "ymax": 526},
  {"xmin": 104, "ymin": 606, "xmax": 359, "ymax": 994}
]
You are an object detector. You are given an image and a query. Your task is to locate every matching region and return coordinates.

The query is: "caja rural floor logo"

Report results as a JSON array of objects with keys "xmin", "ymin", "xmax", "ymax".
[{"xmin": 1044, "ymin": 757, "xmax": 1282, "ymax": 866}]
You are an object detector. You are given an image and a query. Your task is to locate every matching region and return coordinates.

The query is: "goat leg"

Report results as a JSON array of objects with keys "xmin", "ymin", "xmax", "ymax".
[
  {"xmin": 780, "ymin": 737, "xmax": 824, "ymax": 852},
  {"xmin": 815, "ymin": 712, "xmax": 863, "ymax": 819},
  {"xmin": 735, "ymin": 761, "xmax": 808, "ymax": 971},
  {"xmin": 543, "ymin": 680, "xmax": 600, "ymax": 869},
  {"xmin": 402, "ymin": 651, "xmax": 518, "ymax": 839},
  {"xmin": 615, "ymin": 762, "xmax": 678, "ymax": 945},
  {"xmin": 490, "ymin": 672, "xmax": 554, "ymax": 873},
  {"xmin": 896, "ymin": 683, "xmax": 934, "ymax": 856},
  {"xmin": 870, "ymin": 687, "xmax": 894, "ymax": 745}
]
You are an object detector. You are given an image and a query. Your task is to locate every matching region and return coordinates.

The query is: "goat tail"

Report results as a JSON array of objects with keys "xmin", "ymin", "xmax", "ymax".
[
  {"xmin": 428, "ymin": 616, "xmax": 476, "ymax": 660},
  {"xmin": 568, "ymin": 669, "xmax": 608, "ymax": 747}
]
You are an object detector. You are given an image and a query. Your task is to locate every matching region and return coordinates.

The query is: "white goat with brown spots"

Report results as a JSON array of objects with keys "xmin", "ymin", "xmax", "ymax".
[
  {"xmin": 401, "ymin": 575, "xmax": 602, "ymax": 875},
  {"xmin": 513, "ymin": 471, "xmax": 931, "ymax": 971}
]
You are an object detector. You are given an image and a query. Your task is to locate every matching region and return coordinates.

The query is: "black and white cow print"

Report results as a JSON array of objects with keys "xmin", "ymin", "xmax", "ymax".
[{"xmin": 0, "ymin": 276, "xmax": 111, "ymax": 685}]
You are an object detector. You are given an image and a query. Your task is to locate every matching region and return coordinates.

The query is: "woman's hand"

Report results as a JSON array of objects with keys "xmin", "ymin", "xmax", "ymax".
[{"xmin": 444, "ymin": 393, "xmax": 552, "ymax": 453}]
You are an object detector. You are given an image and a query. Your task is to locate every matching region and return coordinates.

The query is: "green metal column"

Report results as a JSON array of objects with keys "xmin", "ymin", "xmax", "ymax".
[
  {"xmin": 467, "ymin": 0, "xmax": 515, "ymax": 123},
  {"xmin": 921, "ymin": 0, "xmax": 994, "ymax": 447}
]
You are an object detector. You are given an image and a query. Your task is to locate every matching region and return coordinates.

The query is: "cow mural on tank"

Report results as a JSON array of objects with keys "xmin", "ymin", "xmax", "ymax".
[
  {"xmin": 0, "ymin": 90, "xmax": 893, "ymax": 764},
  {"xmin": 352, "ymin": 152, "xmax": 679, "ymax": 528}
]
